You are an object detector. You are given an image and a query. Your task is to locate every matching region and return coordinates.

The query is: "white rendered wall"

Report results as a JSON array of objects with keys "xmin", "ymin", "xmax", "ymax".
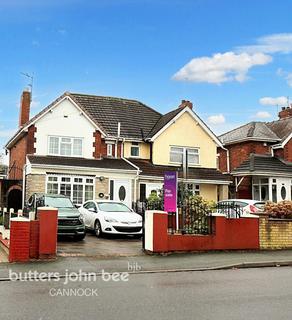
[{"xmin": 34, "ymin": 99, "xmax": 96, "ymax": 158}]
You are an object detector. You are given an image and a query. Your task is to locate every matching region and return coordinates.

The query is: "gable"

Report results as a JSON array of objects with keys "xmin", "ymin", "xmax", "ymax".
[
  {"xmin": 34, "ymin": 98, "xmax": 97, "ymax": 158},
  {"xmin": 150, "ymin": 107, "xmax": 223, "ymax": 147},
  {"xmin": 151, "ymin": 110, "xmax": 219, "ymax": 168}
]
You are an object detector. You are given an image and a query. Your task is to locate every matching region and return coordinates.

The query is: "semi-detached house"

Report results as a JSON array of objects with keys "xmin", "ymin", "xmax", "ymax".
[{"xmin": 5, "ymin": 90, "xmax": 230, "ymax": 210}]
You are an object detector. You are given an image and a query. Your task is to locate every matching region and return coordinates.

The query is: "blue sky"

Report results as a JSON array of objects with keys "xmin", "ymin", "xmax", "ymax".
[{"xmin": 1, "ymin": 0, "xmax": 292, "ymax": 160}]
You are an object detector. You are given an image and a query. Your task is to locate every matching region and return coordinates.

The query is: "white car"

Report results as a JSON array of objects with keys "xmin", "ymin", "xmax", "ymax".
[
  {"xmin": 79, "ymin": 200, "xmax": 143, "ymax": 237},
  {"xmin": 215, "ymin": 199, "xmax": 265, "ymax": 217}
]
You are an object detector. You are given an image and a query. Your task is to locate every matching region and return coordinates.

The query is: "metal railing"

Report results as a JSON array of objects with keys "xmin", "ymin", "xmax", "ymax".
[{"xmin": 214, "ymin": 202, "xmax": 244, "ymax": 218}]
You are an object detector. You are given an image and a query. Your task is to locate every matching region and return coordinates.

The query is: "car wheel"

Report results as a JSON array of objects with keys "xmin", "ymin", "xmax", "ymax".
[
  {"xmin": 75, "ymin": 234, "xmax": 86, "ymax": 241},
  {"xmin": 94, "ymin": 220, "xmax": 103, "ymax": 238}
]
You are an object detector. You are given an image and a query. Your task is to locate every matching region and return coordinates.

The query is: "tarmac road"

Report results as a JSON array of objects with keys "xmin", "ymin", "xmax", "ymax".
[{"xmin": 1, "ymin": 266, "xmax": 292, "ymax": 320}]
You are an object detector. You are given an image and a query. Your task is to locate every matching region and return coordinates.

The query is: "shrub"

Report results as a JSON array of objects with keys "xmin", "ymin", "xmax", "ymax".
[{"xmin": 264, "ymin": 201, "xmax": 292, "ymax": 219}]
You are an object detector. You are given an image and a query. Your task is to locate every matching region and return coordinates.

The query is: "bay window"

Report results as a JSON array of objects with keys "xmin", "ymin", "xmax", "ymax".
[
  {"xmin": 48, "ymin": 136, "xmax": 83, "ymax": 157},
  {"xmin": 46, "ymin": 175, "xmax": 94, "ymax": 205}
]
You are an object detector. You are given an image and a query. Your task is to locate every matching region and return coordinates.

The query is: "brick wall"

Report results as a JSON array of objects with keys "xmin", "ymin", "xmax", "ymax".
[
  {"xmin": 218, "ymin": 148, "xmax": 228, "ymax": 172},
  {"xmin": 283, "ymin": 138, "xmax": 292, "ymax": 162},
  {"xmin": 93, "ymin": 130, "xmax": 122, "ymax": 158},
  {"xmin": 259, "ymin": 216, "xmax": 292, "ymax": 249},
  {"xmin": 25, "ymin": 174, "xmax": 46, "ymax": 200}
]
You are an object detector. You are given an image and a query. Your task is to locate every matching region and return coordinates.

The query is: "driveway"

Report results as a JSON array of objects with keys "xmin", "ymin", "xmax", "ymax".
[{"xmin": 57, "ymin": 232, "xmax": 143, "ymax": 258}]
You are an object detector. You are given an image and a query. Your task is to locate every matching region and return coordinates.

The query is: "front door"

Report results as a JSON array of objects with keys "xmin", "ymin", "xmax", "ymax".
[
  {"xmin": 277, "ymin": 179, "xmax": 291, "ymax": 201},
  {"xmin": 112, "ymin": 179, "xmax": 132, "ymax": 208}
]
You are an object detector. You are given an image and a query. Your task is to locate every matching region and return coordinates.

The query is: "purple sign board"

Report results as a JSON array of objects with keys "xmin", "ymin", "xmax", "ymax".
[{"xmin": 164, "ymin": 171, "xmax": 178, "ymax": 212}]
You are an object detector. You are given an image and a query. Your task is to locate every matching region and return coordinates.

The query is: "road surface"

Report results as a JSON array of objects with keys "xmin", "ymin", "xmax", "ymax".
[{"xmin": 1, "ymin": 267, "xmax": 292, "ymax": 320}]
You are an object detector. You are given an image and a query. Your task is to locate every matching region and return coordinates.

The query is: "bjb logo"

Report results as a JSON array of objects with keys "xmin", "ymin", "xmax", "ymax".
[{"xmin": 128, "ymin": 262, "xmax": 142, "ymax": 272}]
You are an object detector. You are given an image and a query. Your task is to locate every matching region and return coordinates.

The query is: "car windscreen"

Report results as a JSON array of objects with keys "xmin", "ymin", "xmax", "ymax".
[
  {"xmin": 97, "ymin": 202, "xmax": 131, "ymax": 212},
  {"xmin": 45, "ymin": 196, "xmax": 74, "ymax": 208},
  {"xmin": 254, "ymin": 202, "xmax": 265, "ymax": 210}
]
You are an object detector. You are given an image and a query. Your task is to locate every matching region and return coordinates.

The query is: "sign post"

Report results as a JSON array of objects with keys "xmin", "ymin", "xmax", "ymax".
[{"xmin": 164, "ymin": 171, "xmax": 178, "ymax": 230}]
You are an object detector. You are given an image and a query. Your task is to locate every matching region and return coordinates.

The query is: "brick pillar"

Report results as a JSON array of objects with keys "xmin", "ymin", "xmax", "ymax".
[
  {"xmin": 38, "ymin": 207, "xmax": 58, "ymax": 258},
  {"xmin": 144, "ymin": 210, "xmax": 168, "ymax": 253},
  {"xmin": 9, "ymin": 218, "xmax": 30, "ymax": 262},
  {"xmin": 29, "ymin": 220, "xmax": 40, "ymax": 259}
]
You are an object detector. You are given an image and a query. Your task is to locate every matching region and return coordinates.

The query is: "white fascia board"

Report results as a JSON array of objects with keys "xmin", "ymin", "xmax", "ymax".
[
  {"xmin": 139, "ymin": 175, "xmax": 231, "ymax": 184},
  {"xmin": 29, "ymin": 163, "xmax": 137, "ymax": 175},
  {"xmin": 149, "ymin": 107, "xmax": 224, "ymax": 148},
  {"xmin": 122, "ymin": 157, "xmax": 141, "ymax": 172},
  {"xmin": 23, "ymin": 95, "xmax": 107, "ymax": 137},
  {"xmin": 232, "ymin": 171, "xmax": 292, "ymax": 178},
  {"xmin": 272, "ymin": 132, "xmax": 292, "ymax": 149}
]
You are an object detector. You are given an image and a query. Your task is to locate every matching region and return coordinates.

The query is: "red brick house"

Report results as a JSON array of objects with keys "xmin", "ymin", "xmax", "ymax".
[
  {"xmin": 3, "ymin": 90, "xmax": 229, "ymax": 210},
  {"xmin": 218, "ymin": 106, "xmax": 292, "ymax": 202}
]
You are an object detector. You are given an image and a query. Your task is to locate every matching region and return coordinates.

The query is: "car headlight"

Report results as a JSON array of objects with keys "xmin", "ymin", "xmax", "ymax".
[
  {"xmin": 104, "ymin": 217, "xmax": 118, "ymax": 223},
  {"xmin": 79, "ymin": 215, "xmax": 84, "ymax": 223},
  {"xmin": 137, "ymin": 218, "xmax": 142, "ymax": 223}
]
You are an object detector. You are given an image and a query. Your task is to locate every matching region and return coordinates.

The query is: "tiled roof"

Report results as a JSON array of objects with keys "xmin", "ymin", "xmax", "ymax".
[
  {"xmin": 27, "ymin": 155, "xmax": 137, "ymax": 171},
  {"xmin": 146, "ymin": 108, "xmax": 182, "ymax": 138},
  {"xmin": 266, "ymin": 116, "xmax": 292, "ymax": 142},
  {"xmin": 219, "ymin": 122, "xmax": 280, "ymax": 145},
  {"xmin": 129, "ymin": 159, "xmax": 231, "ymax": 182},
  {"xmin": 232, "ymin": 154, "xmax": 292, "ymax": 175},
  {"xmin": 69, "ymin": 93, "xmax": 161, "ymax": 139}
]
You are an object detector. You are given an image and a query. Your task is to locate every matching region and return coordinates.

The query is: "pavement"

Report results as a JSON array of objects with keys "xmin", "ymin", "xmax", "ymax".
[
  {"xmin": 1, "ymin": 249, "xmax": 292, "ymax": 280},
  {"xmin": 1, "ymin": 267, "xmax": 292, "ymax": 320}
]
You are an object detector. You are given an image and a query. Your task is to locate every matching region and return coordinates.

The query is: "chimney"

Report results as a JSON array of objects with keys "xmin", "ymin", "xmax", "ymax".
[
  {"xmin": 278, "ymin": 104, "xmax": 292, "ymax": 119},
  {"xmin": 19, "ymin": 88, "xmax": 31, "ymax": 127},
  {"xmin": 178, "ymin": 99, "xmax": 193, "ymax": 109}
]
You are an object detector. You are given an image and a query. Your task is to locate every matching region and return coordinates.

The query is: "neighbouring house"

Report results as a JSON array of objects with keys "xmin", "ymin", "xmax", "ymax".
[
  {"xmin": 218, "ymin": 106, "xmax": 292, "ymax": 202},
  {"xmin": 4, "ymin": 90, "xmax": 230, "ymax": 209}
]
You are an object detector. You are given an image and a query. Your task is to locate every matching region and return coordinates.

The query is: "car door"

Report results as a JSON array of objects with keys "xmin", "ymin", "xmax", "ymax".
[{"xmin": 82, "ymin": 201, "xmax": 98, "ymax": 228}]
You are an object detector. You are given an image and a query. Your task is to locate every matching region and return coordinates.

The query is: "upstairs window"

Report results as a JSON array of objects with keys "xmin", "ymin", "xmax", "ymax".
[
  {"xmin": 107, "ymin": 144, "xmax": 113, "ymax": 157},
  {"xmin": 130, "ymin": 142, "xmax": 140, "ymax": 157},
  {"xmin": 48, "ymin": 136, "xmax": 83, "ymax": 157},
  {"xmin": 170, "ymin": 146, "xmax": 199, "ymax": 165}
]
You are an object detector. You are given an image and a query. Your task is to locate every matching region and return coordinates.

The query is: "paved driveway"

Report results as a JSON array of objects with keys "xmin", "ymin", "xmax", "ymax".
[{"xmin": 57, "ymin": 232, "xmax": 143, "ymax": 258}]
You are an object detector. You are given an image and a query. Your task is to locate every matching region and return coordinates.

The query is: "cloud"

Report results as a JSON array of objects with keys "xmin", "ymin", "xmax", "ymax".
[
  {"xmin": 207, "ymin": 114, "xmax": 226, "ymax": 125},
  {"xmin": 276, "ymin": 68, "xmax": 292, "ymax": 87},
  {"xmin": 259, "ymin": 96, "xmax": 288, "ymax": 106},
  {"xmin": 253, "ymin": 111, "xmax": 272, "ymax": 119},
  {"xmin": 172, "ymin": 52, "xmax": 272, "ymax": 84},
  {"xmin": 237, "ymin": 33, "xmax": 292, "ymax": 54},
  {"xmin": 31, "ymin": 99, "xmax": 40, "ymax": 108}
]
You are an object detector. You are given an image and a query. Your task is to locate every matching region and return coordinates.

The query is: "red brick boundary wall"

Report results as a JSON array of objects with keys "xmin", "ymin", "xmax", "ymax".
[
  {"xmin": 144, "ymin": 211, "xmax": 260, "ymax": 253},
  {"xmin": 9, "ymin": 207, "xmax": 58, "ymax": 263}
]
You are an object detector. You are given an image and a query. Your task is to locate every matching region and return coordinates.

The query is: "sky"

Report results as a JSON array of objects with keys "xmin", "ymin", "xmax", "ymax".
[{"xmin": 1, "ymin": 0, "xmax": 292, "ymax": 162}]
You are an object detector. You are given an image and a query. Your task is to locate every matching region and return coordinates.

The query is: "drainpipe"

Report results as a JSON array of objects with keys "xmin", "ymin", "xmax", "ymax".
[
  {"xmin": 22, "ymin": 163, "xmax": 27, "ymax": 208},
  {"xmin": 115, "ymin": 122, "xmax": 121, "ymax": 158},
  {"xmin": 222, "ymin": 146, "xmax": 230, "ymax": 173}
]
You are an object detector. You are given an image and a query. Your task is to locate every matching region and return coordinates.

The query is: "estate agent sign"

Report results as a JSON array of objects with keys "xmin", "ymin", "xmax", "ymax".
[{"xmin": 164, "ymin": 171, "xmax": 178, "ymax": 212}]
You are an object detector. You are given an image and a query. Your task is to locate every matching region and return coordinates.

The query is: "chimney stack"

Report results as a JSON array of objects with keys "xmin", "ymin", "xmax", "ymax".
[
  {"xmin": 278, "ymin": 104, "xmax": 292, "ymax": 119},
  {"xmin": 178, "ymin": 99, "xmax": 193, "ymax": 109},
  {"xmin": 19, "ymin": 88, "xmax": 31, "ymax": 127}
]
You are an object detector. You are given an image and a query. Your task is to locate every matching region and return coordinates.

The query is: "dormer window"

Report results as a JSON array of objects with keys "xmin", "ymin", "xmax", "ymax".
[
  {"xmin": 130, "ymin": 142, "xmax": 140, "ymax": 157},
  {"xmin": 48, "ymin": 136, "xmax": 83, "ymax": 157}
]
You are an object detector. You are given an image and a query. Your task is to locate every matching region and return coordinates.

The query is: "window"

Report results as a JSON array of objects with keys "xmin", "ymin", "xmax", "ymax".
[
  {"xmin": 107, "ymin": 144, "xmax": 113, "ymax": 157},
  {"xmin": 130, "ymin": 142, "xmax": 140, "ymax": 157},
  {"xmin": 46, "ymin": 175, "xmax": 94, "ymax": 205},
  {"xmin": 48, "ymin": 136, "xmax": 83, "ymax": 157},
  {"xmin": 170, "ymin": 146, "xmax": 199, "ymax": 165},
  {"xmin": 253, "ymin": 177, "xmax": 269, "ymax": 201},
  {"xmin": 170, "ymin": 147, "xmax": 184, "ymax": 163},
  {"xmin": 187, "ymin": 183, "xmax": 200, "ymax": 196}
]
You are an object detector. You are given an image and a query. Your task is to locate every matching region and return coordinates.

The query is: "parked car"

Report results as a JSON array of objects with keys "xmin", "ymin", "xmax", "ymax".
[
  {"xmin": 23, "ymin": 193, "xmax": 86, "ymax": 240},
  {"xmin": 214, "ymin": 199, "xmax": 265, "ymax": 217},
  {"xmin": 79, "ymin": 200, "xmax": 143, "ymax": 237}
]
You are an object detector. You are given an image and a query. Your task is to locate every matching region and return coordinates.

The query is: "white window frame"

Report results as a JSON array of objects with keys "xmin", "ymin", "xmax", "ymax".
[
  {"xmin": 48, "ymin": 136, "xmax": 83, "ymax": 157},
  {"xmin": 187, "ymin": 183, "xmax": 200, "ymax": 196},
  {"xmin": 107, "ymin": 143, "xmax": 113, "ymax": 157},
  {"xmin": 130, "ymin": 143, "xmax": 140, "ymax": 158},
  {"xmin": 169, "ymin": 146, "xmax": 200, "ymax": 166},
  {"xmin": 46, "ymin": 174, "xmax": 95, "ymax": 205}
]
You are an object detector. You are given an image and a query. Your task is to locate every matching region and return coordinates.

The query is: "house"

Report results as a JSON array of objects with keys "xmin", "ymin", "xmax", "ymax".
[
  {"xmin": 4, "ymin": 90, "xmax": 230, "ymax": 209},
  {"xmin": 218, "ymin": 106, "xmax": 292, "ymax": 202}
]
